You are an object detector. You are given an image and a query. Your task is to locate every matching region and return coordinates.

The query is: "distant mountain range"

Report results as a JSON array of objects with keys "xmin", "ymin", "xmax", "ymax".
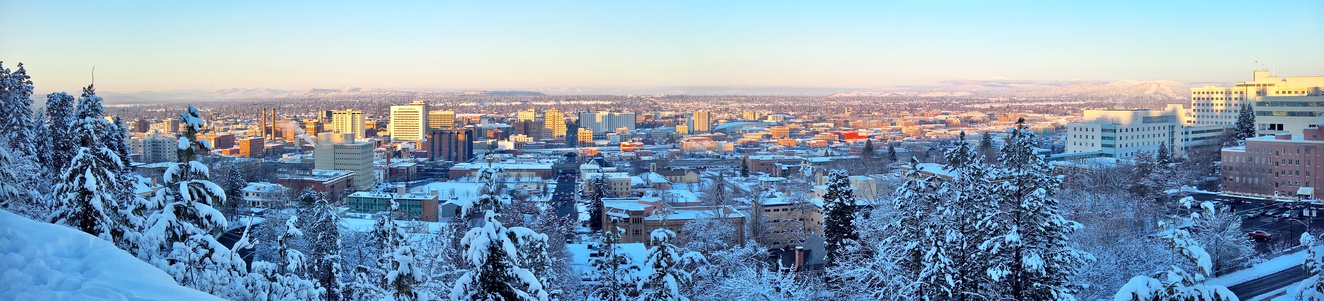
[
  {"xmin": 86, "ymin": 79, "xmax": 1222, "ymax": 104},
  {"xmin": 831, "ymin": 79, "xmax": 1216, "ymax": 102}
]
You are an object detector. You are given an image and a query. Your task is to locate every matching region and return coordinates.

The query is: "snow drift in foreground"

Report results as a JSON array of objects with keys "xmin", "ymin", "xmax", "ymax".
[{"xmin": 0, "ymin": 209, "xmax": 223, "ymax": 301}]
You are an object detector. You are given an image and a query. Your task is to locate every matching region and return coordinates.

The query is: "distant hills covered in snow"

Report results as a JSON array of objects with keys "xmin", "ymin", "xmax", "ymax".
[{"xmin": 84, "ymin": 79, "xmax": 1222, "ymax": 103}]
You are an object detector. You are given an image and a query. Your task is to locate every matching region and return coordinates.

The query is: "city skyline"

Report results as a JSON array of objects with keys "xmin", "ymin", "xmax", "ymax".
[{"xmin": 2, "ymin": 1, "xmax": 1322, "ymax": 94}]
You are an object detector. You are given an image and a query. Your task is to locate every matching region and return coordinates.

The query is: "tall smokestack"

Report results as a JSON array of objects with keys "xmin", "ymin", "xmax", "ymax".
[{"xmin": 259, "ymin": 108, "xmax": 266, "ymax": 139}]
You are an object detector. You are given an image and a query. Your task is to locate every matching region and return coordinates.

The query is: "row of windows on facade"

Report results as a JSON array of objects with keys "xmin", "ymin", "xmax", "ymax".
[
  {"xmin": 1227, "ymin": 176, "xmax": 1308, "ymax": 189},
  {"xmin": 1192, "ymin": 97, "xmax": 1244, "ymax": 101},
  {"xmin": 1194, "ymin": 90, "xmax": 1246, "ymax": 95},
  {"xmin": 1244, "ymin": 146, "xmax": 1312, "ymax": 156}
]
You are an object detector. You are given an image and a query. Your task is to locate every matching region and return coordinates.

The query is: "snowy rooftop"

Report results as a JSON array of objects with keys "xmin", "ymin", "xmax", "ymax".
[
  {"xmin": 567, "ymin": 242, "xmax": 650, "ymax": 280},
  {"xmin": 241, "ymin": 182, "xmax": 286, "ymax": 193},
  {"xmin": 451, "ymin": 162, "xmax": 553, "ymax": 170},
  {"xmin": 411, "ymin": 181, "xmax": 483, "ymax": 199},
  {"xmin": 644, "ymin": 205, "xmax": 746, "ymax": 221}
]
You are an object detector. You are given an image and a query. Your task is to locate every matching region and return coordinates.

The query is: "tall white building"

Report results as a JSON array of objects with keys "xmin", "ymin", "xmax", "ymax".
[
  {"xmin": 314, "ymin": 132, "xmax": 375, "ymax": 190},
  {"xmin": 330, "ymin": 109, "xmax": 366, "ymax": 141},
  {"xmin": 1188, "ymin": 70, "xmax": 1324, "ymax": 137},
  {"xmin": 389, "ymin": 100, "xmax": 428, "ymax": 141},
  {"xmin": 579, "ymin": 111, "xmax": 635, "ymax": 137},
  {"xmin": 1064, "ymin": 106, "xmax": 1223, "ymax": 160}
]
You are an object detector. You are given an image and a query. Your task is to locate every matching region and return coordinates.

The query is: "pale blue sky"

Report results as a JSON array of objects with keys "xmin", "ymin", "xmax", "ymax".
[{"xmin": 2, "ymin": 0, "xmax": 1321, "ymax": 93}]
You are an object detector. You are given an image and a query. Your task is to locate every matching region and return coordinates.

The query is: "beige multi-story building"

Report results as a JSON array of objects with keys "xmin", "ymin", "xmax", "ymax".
[
  {"xmin": 1064, "ymin": 106, "xmax": 1223, "ymax": 160},
  {"xmin": 130, "ymin": 133, "xmax": 178, "ymax": 163},
  {"xmin": 691, "ymin": 110, "xmax": 712, "ymax": 133},
  {"xmin": 770, "ymin": 126, "xmax": 790, "ymax": 139},
  {"xmin": 389, "ymin": 101, "xmax": 428, "ymax": 141},
  {"xmin": 314, "ymin": 132, "xmax": 375, "ymax": 190},
  {"xmin": 330, "ymin": 109, "xmax": 366, "ymax": 141},
  {"xmin": 577, "ymin": 128, "xmax": 594, "ymax": 144},
  {"xmin": 1188, "ymin": 70, "xmax": 1324, "ymax": 137},
  {"xmin": 517, "ymin": 109, "xmax": 537, "ymax": 122},
  {"xmin": 544, "ymin": 108, "xmax": 566, "ymax": 138},
  {"xmin": 753, "ymin": 193, "xmax": 822, "ymax": 249},
  {"xmin": 429, "ymin": 110, "xmax": 456, "ymax": 129}
]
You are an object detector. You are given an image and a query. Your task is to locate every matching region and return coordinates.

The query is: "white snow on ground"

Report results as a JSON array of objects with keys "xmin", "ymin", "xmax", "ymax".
[
  {"xmin": 1208, "ymin": 246, "xmax": 1323, "ymax": 287},
  {"xmin": 0, "ymin": 209, "xmax": 223, "ymax": 301}
]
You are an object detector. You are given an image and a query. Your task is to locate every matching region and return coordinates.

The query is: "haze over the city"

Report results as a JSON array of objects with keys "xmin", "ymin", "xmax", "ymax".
[{"xmin": 2, "ymin": 0, "xmax": 1322, "ymax": 95}]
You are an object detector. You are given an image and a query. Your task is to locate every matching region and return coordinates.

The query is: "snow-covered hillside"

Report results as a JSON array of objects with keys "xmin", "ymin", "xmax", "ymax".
[{"xmin": 0, "ymin": 209, "xmax": 223, "ymax": 301}]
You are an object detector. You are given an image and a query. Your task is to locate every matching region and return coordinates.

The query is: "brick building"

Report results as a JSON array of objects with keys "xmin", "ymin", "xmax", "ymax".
[{"xmin": 1223, "ymin": 126, "xmax": 1324, "ymax": 200}]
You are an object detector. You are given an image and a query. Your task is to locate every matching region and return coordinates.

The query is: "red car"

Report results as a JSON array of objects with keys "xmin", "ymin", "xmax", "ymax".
[{"xmin": 1248, "ymin": 230, "xmax": 1273, "ymax": 240}]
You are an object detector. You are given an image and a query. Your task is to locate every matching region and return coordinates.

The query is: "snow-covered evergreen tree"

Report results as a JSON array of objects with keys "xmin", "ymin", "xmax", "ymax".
[
  {"xmin": 51, "ymin": 85, "xmax": 128, "ymax": 241},
  {"xmin": 1293, "ymin": 232, "xmax": 1324, "ymax": 300},
  {"xmin": 887, "ymin": 143, "xmax": 898, "ymax": 162},
  {"xmin": 308, "ymin": 198, "xmax": 345, "ymax": 301},
  {"xmin": 0, "ymin": 62, "xmax": 38, "ymax": 158},
  {"xmin": 923, "ymin": 131, "xmax": 1000, "ymax": 300},
  {"xmin": 382, "ymin": 236, "xmax": 424, "ymax": 301},
  {"xmin": 980, "ymin": 132, "xmax": 999, "ymax": 164},
  {"xmin": 862, "ymin": 159, "xmax": 945, "ymax": 299},
  {"xmin": 463, "ymin": 166, "xmax": 512, "ymax": 223},
  {"xmin": 450, "ymin": 210, "xmax": 549, "ymax": 301},
  {"xmin": 638, "ymin": 229, "xmax": 704, "ymax": 301},
  {"xmin": 222, "ymin": 163, "xmax": 247, "ymax": 216},
  {"xmin": 279, "ymin": 215, "xmax": 310, "ymax": 276},
  {"xmin": 50, "ymin": 146, "xmax": 125, "ymax": 240},
  {"xmin": 982, "ymin": 121, "xmax": 1092, "ymax": 301},
  {"xmin": 821, "ymin": 169, "xmax": 858, "ymax": 267},
  {"xmin": 861, "ymin": 139, "xmax": 876, "ymax": 159},
  {"xmin": 368, "ymin": 211, "xmax": 425, "ymax": 300},
  {"xmin": 586, "ymin": 176, "xmax": 608, "ymax": 232},
  {"xmin": 1234, "ymin": 104, "xmax": 1256, "ymax": 142},
  {"xmin": 344, "ymin": 266, "xmax": 387, "ymax": 301},
  {"xmin": 143, "ymin": 105, "xmax": 246, "ymax": 297},
  {"xmin": 0, "ymin": 137, "xmax": 43, "ymax": 216},
  {"xmin": 1113, "ymin": 197, "xmax": 1237, "ymax": 301},
  {"xmin": 591, "ymin": 229, "xmax": 640, "ymax": 301},
  {"xmin": 42, "ymin": 92, "xmax": 78, "ymax": 173}
]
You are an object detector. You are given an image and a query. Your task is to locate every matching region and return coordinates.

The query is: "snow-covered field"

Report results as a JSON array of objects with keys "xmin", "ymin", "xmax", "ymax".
[{"xmin": 0, "ymin": 209, "xmax": 223, "ymax": 301}]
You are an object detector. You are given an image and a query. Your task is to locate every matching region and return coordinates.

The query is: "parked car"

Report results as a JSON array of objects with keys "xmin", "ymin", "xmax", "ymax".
[{"xmin": 1248, "ymin": 230, "xmax": 1273, "ymax": 240}]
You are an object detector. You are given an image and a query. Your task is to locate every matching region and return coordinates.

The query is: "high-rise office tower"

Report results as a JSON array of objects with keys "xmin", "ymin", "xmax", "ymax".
[
  {"xmin": 330, "ymin": 109, "xmax": 366, "ymax": 141},
  {"xmin": 1188, "ymin": 70, "xmax": 1324, "ymax": 137},
  {"xmin": 389, "ymin": 100, "xmax": 428, "ymax": 141},
  {"xmin": 315, "ymin": 132, "xmax": 375, "ymax": 190},
  {"xmin": 424, "ymin": 127, "xmax": 474, "ymax": 163},
  {"xmin": 691, "ymin": 110, "xmax": 712, "ymax": 133},
  {"xmin": 545, "ymin": 108, "xmax": 566, "ymax": 138},
  {"xmin": 429, "ymin": 110, "xmax": 456, "ymax": 129}
]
